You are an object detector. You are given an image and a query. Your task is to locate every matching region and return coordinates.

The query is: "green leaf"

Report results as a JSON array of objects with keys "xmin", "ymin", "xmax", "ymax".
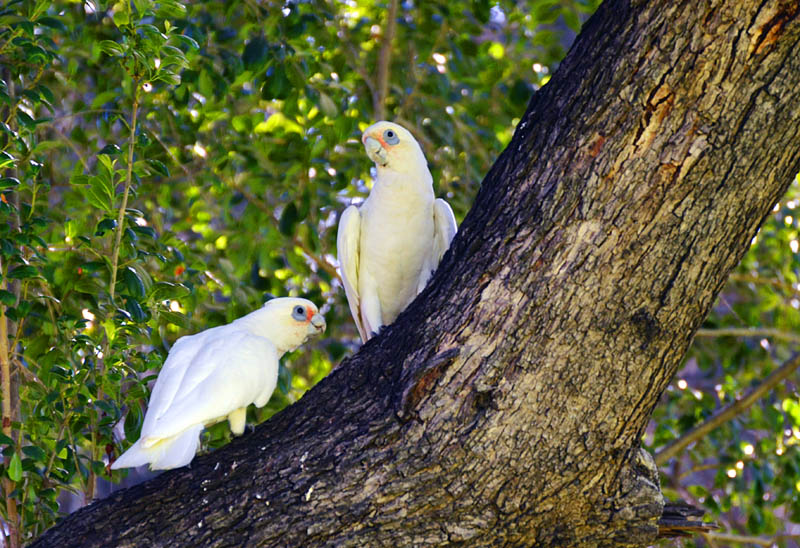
[
  {"xmin": 262, "ymin": 65, "xmax": 291, "ymax": 100},
  {"xmin": 91, "ymin": 90, "xmax": 120, "ymax": 108},
  {"xmin": 172, "ymin": 34, "xmax": 199, "ymax": 50},
  {"xmin": 0, "ymin": 290, "xmax": 14, "ymax": 306},
  {"xmin": 242, "ymin": 35, "xmax": 269, "ymax": 69},
  {"xmin": 278, "ymin": 203, "xmax": 298, "ymax": 236},
  {"xmin": 122, "ymin": 266, "xmax": 146, "ymax": 298},
  {"xmin": 7, "ymin": 265, "xmax": 38, "ymax": 279},
  {"xmin": 98, "ymin": 143, "xmax": 122, "ymax": 156},
  {"xmin": 98, "ymin": 40, "xmax": 125, "ymax": 57},
  {"xmin": 146, "ymin": 159, "xmax": 169, "ymax": 177},
  {"xmin": 125, "ymin": 298, "xmax": 146, "ymax": 322},
  {"xmin": 0, "ymin": 433, "xmax": 14, "ymax": 446},
  {"xmin": 149, "ymin": 281, "xmax": 190, "ymax": 301},
  {"xmin": 7, "ymin": 452, "xmax": 21, "ymax": 482},
  {"xmin": 21, "ymin": 445, "xmax": 46, "ymax": 461},
  {"xmin": 84, "ymin": 175, "xmax": 115, "ymax": 213},
  {"xmin": 0, "ymin": 177, "xmax": 20, "ymax": 189},
  {"xmin": 318, "ymin": 92, "xmax": 337, "ymax": 118},
  {"xmin": 112, "ymin": 2, "xmax": 130, "ymax": 27},
  {"xmin": 155, "ymin": 0, "xmax": 186, "ymax": 18},
  {"xmin": 16, "ymin": 110, "xmax": 34, "ymax": 128},
  {"xmin": 0, "ymin": 152, "xmax": 14, "ymax": 170},
  {"xmin": 123, "ymin": 404, "xmax": 143, "ymax": 441},
  {"xmin": 132, "ymin": 0, "xmax": 153, "ymax": 17},
  {"xmin": 35, "ymin": 16, "xmax": 66, "ymax": 32},
  {"xmin": 95, "ymin": 218, "xmax": 118, "ymax": 236},
  {"xmin": 159, "ymin": 309, "xmax": 190, "ymax": 329}
]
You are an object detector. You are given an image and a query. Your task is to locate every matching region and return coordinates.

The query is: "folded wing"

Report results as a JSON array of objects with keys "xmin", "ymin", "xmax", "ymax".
[{"xmin": 337, "ymin": 205, "xmax": 368, "ymax": 342}]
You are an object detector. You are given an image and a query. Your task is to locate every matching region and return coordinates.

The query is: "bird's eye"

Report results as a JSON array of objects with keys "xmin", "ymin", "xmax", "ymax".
[
  {"xmin": 292, "ymin": 306, "xmax": 306, "ymax": 320},
  {"xmin": 383, "ymin": 129, "xmax": 399, "ymax": 145}
]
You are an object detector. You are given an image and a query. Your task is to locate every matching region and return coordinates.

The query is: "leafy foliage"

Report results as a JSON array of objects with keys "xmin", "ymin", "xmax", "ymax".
[{"xmin": 0, "ymin": 0, "xmax": 795, "ymax": 545}]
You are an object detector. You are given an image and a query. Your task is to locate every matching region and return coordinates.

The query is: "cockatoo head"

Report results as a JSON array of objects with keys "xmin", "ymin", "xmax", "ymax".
[
  {"xmin": 362, "ymin": 121, "xmax": 428, "ymax": 174},
  {"xmin": 254, "ymin": 297, "xmax": 326, "ymax": 354}
]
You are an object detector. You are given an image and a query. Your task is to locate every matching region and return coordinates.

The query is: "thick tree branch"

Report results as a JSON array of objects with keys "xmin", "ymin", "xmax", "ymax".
[{"xmin": 656, "ymin": 352, "xmax": 800, "ymax": 465}]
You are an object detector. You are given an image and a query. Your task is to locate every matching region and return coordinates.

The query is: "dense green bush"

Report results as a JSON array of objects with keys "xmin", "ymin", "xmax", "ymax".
[{"xmin": 0, "ymin": 0, "xmax": 796, "ymax": 545}]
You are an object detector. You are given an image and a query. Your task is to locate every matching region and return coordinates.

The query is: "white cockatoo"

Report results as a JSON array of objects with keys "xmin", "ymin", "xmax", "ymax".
[
  {"xmin": 337, "ymin": 121, "xmax": 457, "ymax": 342},
  {"xmin": 111, "ymin": 297, "xmax": 326, "ymax": 471}
]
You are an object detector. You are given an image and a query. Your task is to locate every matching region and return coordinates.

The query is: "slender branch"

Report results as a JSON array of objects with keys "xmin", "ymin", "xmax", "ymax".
[
  {"xmin": 655, "ymin": 352, "xmax": 800, "ymax": 465},
  {"xmin": 695, "ymin": 327, "xmax": 800, "ymax": 344},
  {"xmin": 39, "ymin": 109, "xmax": 125, "ymax": 127},
  {"xmin": 50, "ymin": 125, "xmax": 88, "ymax": 170},
  {"xmin": 395, "ymin": 22, "xmax": 449, "ymax": 120},
  {"xmin": 147, "ymin": 125, "xmax": 190, "ymax": 176},
  {"xmin": 331, "ymin": 5, "xmax": 376, "ymax": 100},
  {"xmin": 374, "ymin": 0, "xmax": 398, "ymax": 120},
  {"xmin": 109, "ymin": 83, "xmax": 140, "ymax": 305},
  {"xmin": 678, "ymin": 462, "xmax": 719, "ymax": 479},
  {"xmin": 89, "ymin": 82, "xmax": 140, "ymax": 501},
  {"xmin": 0, "ymin": 260, "xmax": 19, "ymax": 548},
  {"xmin": 729, "ymin": 272, "xmax": 800, "ymax": 297},
  {"xmin": 705, "ymin": 532, "xmax": 800, "ymax": 546}
]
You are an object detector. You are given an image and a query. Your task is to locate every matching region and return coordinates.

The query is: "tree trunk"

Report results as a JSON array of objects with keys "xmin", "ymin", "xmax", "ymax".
[{"xmin": 34, "ymin": 0, "xmax": 800, "ymax": 546}]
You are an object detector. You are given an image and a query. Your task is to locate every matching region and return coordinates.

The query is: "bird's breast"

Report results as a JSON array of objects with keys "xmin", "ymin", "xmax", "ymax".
[{"xmin": 359, "ymin": 193, "xmax": 435, "ymax": 321}]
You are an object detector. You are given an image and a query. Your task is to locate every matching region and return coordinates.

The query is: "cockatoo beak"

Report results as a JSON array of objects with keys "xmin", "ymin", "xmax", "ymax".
[
  {"xmin": 364, "ymin": 136, "xmax": 388, "ymax": 167},
  {"xmin": 310, "ymin": 313, "xmax": 326, "ymax": 333}
]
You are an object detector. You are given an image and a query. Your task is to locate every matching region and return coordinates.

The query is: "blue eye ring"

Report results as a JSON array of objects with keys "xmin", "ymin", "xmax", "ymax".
[
  {"xmin": 292, "ymin": 305, "xmax": 306, "ymax": 321},
  {"xmin": 383, "ymin": 129, "xmax": 400, "ymax": 145}
]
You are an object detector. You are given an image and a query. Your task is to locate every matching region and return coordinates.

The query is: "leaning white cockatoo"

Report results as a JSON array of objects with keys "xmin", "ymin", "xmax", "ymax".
[
  {"xmin": 111, "ymin": 297, "xmax": 326, "ymax": 471},
  {"xmin": 337, "ymin": 121, "xmax": 457, "ymax": 342}
]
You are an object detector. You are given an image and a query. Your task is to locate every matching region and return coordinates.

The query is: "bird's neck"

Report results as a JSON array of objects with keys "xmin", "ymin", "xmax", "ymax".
[
  {"xmin": 374, "ymin": 162, "xmax": 433, "ymax": 192},
  {"xmin": 233, "ymin": 312, "xmax": 290, "ymax": 357}
]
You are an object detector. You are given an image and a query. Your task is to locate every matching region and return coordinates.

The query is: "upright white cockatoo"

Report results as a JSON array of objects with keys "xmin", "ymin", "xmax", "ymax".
[
  {"xmin": 337, "ymin": 121, "xmax": 457, "ymax": 342},
  {"xmin": 111, "ymin": 297, "xmax": 326, "ymax": 471}
]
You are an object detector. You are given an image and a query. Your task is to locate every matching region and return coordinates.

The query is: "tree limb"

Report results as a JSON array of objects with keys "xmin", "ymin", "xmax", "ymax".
[{"xmin": 655, "ymin": 352, "xmax": 800, "ymax": 465}]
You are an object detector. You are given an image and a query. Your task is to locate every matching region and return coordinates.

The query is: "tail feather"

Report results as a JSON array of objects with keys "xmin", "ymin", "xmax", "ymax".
[{"xmin": 111, "ymin": 425, "xmax": 203, "ymax": 471}]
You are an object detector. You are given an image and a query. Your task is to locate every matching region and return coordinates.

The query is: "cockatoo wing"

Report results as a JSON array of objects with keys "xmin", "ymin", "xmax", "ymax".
[
  {"xmin": 141, "ymin": 330, "xmax": 279, "ymax": 443},
  {"xmin": 432, "ymin": 198, "xmax": 457, "ymax": 265},
  {"xmin": 337, "ymin": 205, "xmax": 368, "ymax": 342}
]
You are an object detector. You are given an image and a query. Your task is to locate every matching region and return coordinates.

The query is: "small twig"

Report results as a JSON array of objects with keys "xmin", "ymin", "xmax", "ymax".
[
  {"xmin": 655, "ymin": 352, "xmax": 800, "ymax": 465},
  {"xmin": 705, "ymin": 531, "xmax": 800, "ymax": 546},
  {"xmin": 39, "ymin": 108, "xmax": 125, "ymax": 127},
  {"xmin": 696, "ymin": 327, "xmax": 800, "ymax": 344},
  {"xmin": 396, "ymin": 22, "xmax": 449, "ymax": 120},
  {"xmin": 729, "ymin": 273, "xmax": 800, "ymax": 297},
  {"xmin": 146, "ymin": 124, "xmax": 190, "ymax": 176},
  {"xmin": 678, "ymin": 462, "xmax": 720, "ymax": 479},
  {"xmin": 108, "ymin": 82, "xmax": 140, "ymax": 305},
  {"xmin": 374, "ymin": 0, "xmax": 398, "ymax": 120}
]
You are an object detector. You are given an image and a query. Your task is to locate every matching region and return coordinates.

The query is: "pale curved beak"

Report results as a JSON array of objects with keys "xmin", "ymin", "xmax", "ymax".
[
  {"xmin": 310, "ymin": 313, "xmax": 326, "ymax": 333},
  {"xmin": 364, "ymin": 136, "xmax": 388, "ymax": 166}
]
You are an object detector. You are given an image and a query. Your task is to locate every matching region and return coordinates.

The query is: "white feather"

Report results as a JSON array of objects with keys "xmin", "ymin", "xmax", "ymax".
[
  {"xmin": 337, "ymin": 121, "xmax": 458, "ymax": 342},
  {"xmin": 112, "ymin": 297, "xmax": 324, "ymax": 471}
]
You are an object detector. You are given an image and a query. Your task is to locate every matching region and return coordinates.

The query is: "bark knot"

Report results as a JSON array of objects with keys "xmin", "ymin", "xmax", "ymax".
[
  {"xmin": 396, "ymin": 348, "xmax": 460, "ymax": 422},
  {"xmin": 630, "ymin": 308, "xmax": 661, "ymax": 350}
]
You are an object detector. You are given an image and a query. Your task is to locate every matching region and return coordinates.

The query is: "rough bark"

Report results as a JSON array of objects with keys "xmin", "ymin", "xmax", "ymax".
[{"xmin": 34, "ymin": 0, "xmax": 800, "ymax": 546}]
